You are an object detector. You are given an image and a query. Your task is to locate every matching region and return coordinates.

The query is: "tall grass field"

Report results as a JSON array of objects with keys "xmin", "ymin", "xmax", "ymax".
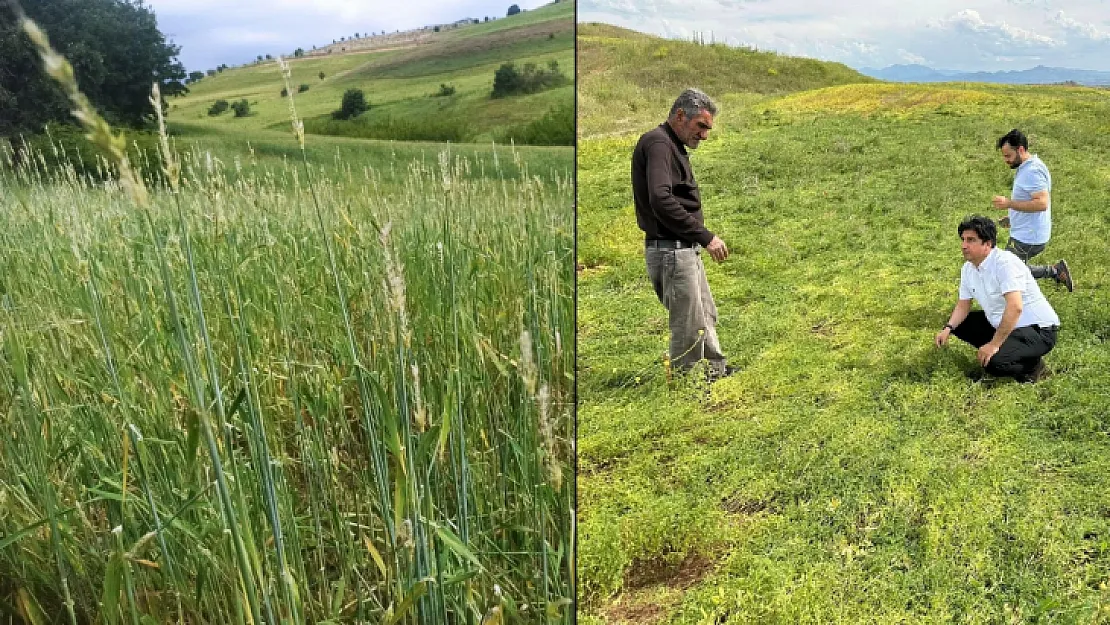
[
  {"xmin": 0, "ymin": 31, "xmax": 573, "ymax": 624},
  {"xmin": 578, "ymin": 24, "xmax": 1110, "ymax": 624}
]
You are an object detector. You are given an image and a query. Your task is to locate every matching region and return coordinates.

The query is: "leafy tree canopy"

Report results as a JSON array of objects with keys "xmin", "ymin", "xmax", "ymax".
[{"xmin": 0, "ymin": 0, "xmax": 186, "ymax": 138}]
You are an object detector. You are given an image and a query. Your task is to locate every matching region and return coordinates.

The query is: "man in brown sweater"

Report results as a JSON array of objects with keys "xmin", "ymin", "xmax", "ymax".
[{"xmin": 632, "ymin": 88, "xmax": 735, "ymax": 381}]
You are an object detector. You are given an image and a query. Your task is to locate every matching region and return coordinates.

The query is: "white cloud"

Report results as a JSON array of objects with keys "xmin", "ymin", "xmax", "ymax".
[
  {"xmin": 897, "ymin": 48, "xmax": 926, "ymax": 64},
  {"xmin": 579, "ymin": 0, "xmax": 1110, "ymax": 72},
  {"xmin": 1052, "ymin": 11, "xmax": 1110, "ymax": 41},
  {"xmin": 939, "ymin": 9, "xmax": 1059, "ymax": 47}
]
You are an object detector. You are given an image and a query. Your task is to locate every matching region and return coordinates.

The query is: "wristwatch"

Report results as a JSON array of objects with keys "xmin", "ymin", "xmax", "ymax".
[{"xmin": 943, "ymin": 324, "xmax": 955, "ymax": 332}]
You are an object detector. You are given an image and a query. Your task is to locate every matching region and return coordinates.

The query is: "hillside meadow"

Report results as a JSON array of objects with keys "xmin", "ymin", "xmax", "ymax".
[
  {"xmin": 170, "ymin": 1, "xmax": 573, "ymax": 146},
  {"xmin": 577, "ymin": 26, "xmax": 1110, "ymax": 624}
]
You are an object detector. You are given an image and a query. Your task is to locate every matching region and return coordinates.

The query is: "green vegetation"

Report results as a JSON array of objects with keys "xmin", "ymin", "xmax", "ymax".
[
  {"xmin": 230, "ymin": 98, "xmax": 250, "ymax": 117},
  {"xmin": 0, "ymin": 0, "xmax": 185, "ymax": 137},
  {"xmin": 491, "ymin": 60, "xmax": 569, "ymax": 98},
  {"xmin": 578, "ymin": 25, "xmax": 1110, "ymax": 624},
  {"xmin": 498, "ymin": 101, "xmax": 573, "ymax": 146},
  {"xmin": 0, "ymin": 9, "xmax": 574, "ymax": 623},
  {"xmin": 207, "ymin": 99, "xmax": 229, "ymax": 116},
  {"xmin": 335, "ymin": 87, "xmax": 370, "ymax": 119},
  {"xmin": 1, "ymin": 101, "xmax": 573, "ymax": 625}
]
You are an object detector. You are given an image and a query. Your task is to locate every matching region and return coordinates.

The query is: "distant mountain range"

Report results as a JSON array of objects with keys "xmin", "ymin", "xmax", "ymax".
[{"xmin": 858, "ymin": 64, "xmax": 1110, "ymax": 86}]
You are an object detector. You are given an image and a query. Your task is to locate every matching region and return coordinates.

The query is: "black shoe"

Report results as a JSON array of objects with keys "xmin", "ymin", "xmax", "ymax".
[
  {"xmin": 708, "ymin": 365, "xmax": 741, "ymax": 383},
  {"xmin": 965, "ymin": 369, "xmax": 995, "ymax": 383},
  {"xmin": 1016, "ymin": 360, "xmax": 1049, "ymax": 384},
  {"xmin": 1053, "ymin": 260, "xmax": 1074, "ymax": 292}
]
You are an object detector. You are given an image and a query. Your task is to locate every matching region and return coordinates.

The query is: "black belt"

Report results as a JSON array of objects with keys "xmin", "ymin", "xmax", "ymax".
[{"xmin": 645, "ymin": 239, "xmax": 696, "ymax": 249}]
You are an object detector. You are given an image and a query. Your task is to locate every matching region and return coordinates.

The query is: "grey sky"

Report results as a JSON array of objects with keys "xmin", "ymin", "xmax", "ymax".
[
  {"xmin": 578, "ymin": 0, "xmax": 1110, "ymax": 72},
  {"xmin": 146, "ymin": 0, "xmax": 554, "ymax": 73}
]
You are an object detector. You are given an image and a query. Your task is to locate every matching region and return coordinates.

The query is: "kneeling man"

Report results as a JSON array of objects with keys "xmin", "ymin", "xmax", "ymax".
[{"xmin": 935, "ymin": 215, "xmax": 1060, "ymax": 383}]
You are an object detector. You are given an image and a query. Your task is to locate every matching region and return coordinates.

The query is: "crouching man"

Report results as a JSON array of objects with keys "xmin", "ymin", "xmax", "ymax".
[{"xmin": 935, "ymin": 215, "xmax": 1060, "ymax": 383}]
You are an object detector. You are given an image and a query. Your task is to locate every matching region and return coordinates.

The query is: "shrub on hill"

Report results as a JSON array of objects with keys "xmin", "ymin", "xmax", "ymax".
[
  {"xmin": 333, "ymin": 89, "xmax": 369, "ymax": 119},
  {"xmin": 231, "ymin": 99, "xmax": 250, "ymax": 117},
  {"xmin": 434, "ymin": 83, "xmax": 457, "ymax": 97},
  {"xmin": 207, "ymin": 99, "xmax": 229, "ymax": 116},
  {"xmin": 491, "ymin": 60, "xmax": 568, "ymax": 98},
  {"xmin": 497, "ymin": 101, "xmax": 573, "ymax": 145},
  {"xmin": 299, "ymin": 84, "xmax": 310, "ymax": 93},
  {"xmin": 280, "ymin": 87, "xmax": 288, "ymax": 97}
]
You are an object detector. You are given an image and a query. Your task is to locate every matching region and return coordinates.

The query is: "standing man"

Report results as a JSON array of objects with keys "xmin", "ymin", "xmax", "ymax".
[
  {"xmin": 935, "ymin": 216, "xmax": 1060, "ymax": 383},
  {"xmin": 992, "ymin": 128, "xmax": 1074, "ymax": 291},
  {"xmin": 632, "ymin": 88, "xmax": 736, "ymax": 381}
]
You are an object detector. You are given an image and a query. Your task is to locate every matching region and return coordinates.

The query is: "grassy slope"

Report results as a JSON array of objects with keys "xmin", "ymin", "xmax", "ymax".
[
  {"xmin": 169, "ymin": 1, "xmax": 573, "ymax": 143},
  {"xmin": 577, "ymin": 23, "xmax": 875, "ymax": 139},
  {"xmin": 578, "ymin": 25, "xmax": 1110, "ymax": 624}
]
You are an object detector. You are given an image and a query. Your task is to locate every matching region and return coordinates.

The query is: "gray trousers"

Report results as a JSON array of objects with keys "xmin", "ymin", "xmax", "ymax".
[
  {"xmin": 645, "ymin": 246, "xmax": 726, "ymax": 373},
  {"xmin": 1006, "ymin": 237, "xmax": 1054, "ymax": 280}
]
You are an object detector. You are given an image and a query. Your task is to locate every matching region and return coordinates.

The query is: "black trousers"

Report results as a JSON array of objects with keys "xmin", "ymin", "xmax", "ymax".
[{"xmin": 952, "ymin": 310, "xmax": 1058, "ymax": 380}]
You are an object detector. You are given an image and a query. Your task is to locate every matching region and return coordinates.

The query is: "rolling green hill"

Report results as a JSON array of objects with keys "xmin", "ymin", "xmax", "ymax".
[
  {"xmin": 578, "ymin": 23, "xmax": 1110, "ymax": 625},
  {"xmin": 576, "ymin": 23, "xmax": 876, "ymax": 139},
  {"xmin": 170, "ymin": 1, "xmax": 573, "ymax": 144}
]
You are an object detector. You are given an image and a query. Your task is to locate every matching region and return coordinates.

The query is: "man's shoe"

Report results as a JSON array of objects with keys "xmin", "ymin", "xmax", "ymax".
[
  {"xmin": 1017, "ymin": 360, "xmax": 1049, "ymax": 384},
  {"xmin": 965, "ymin": 369, "xmax": 995, "ymax": 383},
  {"xmin": 708, "ymin": 365, "xmax": 741, "ymax": 383},
  {"xmin": 1053, "ymin": 260, "xmax": 1074, "ymax": 292}
]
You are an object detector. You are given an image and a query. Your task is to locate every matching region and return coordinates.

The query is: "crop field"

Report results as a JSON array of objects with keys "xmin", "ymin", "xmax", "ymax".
[
  {"xmin": 578, "ymin": 26, "xmax": 1110, "ymax": 625},
  {"xmin": 0, "ymin": 54, "xmax": 574, "ymax": 625}
]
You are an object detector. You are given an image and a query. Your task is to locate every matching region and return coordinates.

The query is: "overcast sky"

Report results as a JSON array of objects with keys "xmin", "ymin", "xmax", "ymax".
[
  {"xmin": 578, "ymin": 0, "xmax": 1110, "ymax": 72},
  {"xmin": 146, "ymin": 0, "xmax": 554, "ymax": 73}
]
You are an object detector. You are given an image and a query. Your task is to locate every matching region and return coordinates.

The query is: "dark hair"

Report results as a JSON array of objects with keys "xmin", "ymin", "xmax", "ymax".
[
  {"xmin": 958, "ymin": 215, "xmax": 997, "ymax": 246},
  {"xmin": 996, "ymin": 128, "xmax": 1028, "ymax": 151}
]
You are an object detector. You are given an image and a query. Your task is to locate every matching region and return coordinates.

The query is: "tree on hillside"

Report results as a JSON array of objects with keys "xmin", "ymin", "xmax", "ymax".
[
  {"xmin": 188, "ymin": 70, "xmax": 205, "ymax": 83},
  {"xmin": 294, "ymin": 48, "xmax": 304, "ymax": 57},
  {"xmin": 333, "ymin": 88, "xmax": 369, "ymax": 120},
  {"xmin": 0, "ymin": 0, "xmax": 186, "ymax": 148},
  {"xmin": 507, "ymin": 4, "xmax": 520, "ymax": 15}
]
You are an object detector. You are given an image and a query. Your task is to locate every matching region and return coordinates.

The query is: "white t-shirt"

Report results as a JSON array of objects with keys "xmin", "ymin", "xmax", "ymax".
[
  {"xmin": 1009, "ymin": 155, "xmax": 1052, "ymax": 245},
  {"xmin": 959, "ymin": 247, "xmax": 1060, "ymax": 329}
]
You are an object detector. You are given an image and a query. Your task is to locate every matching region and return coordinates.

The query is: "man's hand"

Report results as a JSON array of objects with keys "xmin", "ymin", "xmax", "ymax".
[
  {"xmin": 991, "ymin": 195, "xmax": 1011, "ymax": 210},
  {"xmin": 998, "ymin": 216, "xmax": 1010, "ymax": 228},
  {"xmin": 935, "ymin": 327, "xmax": 951, "ymax": 347},
  {"xmin": 977, "ymin": 343, "xmax": 1000, "ymax": 367},
  {"xmin": 706, "ymin": 236, "xmax": 729, "ymax": 262}
]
